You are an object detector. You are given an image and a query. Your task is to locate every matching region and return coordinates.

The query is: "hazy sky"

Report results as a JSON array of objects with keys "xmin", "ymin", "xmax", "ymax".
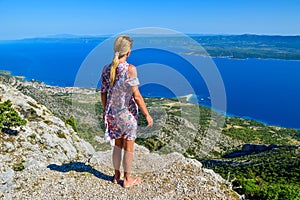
[{"xmin": 0, "ymin": 0, "xmax": 299, "ymax": 39}]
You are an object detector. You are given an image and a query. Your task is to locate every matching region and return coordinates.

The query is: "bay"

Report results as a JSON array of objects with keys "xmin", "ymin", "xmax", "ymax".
[{"xmin": 0, "ymin": 40, "xmax": 299, "ymax": 129}]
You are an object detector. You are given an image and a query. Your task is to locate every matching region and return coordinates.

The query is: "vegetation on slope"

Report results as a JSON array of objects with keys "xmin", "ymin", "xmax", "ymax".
[
  {"xmin": 12, "ymin": 78, "xmax": 300, "ymax": 200},
  {"xmin": 203, "ymin": 146, "xmax": 300, "ymax": 200},
  {"xmin": 136, "ymin": 98, "xmax": 300, "ymax": 199}
]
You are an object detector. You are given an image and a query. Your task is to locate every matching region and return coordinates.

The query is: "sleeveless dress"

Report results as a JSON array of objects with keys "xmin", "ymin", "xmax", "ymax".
[{"xmin": 100, "ymin": 61, "xmax": 139, "ymax": 141}]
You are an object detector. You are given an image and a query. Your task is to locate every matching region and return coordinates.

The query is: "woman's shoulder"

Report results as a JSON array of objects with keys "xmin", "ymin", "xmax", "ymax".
[
  {"xmin": 128, "ymin": 64, "xmax": 136, "ymax": 71},
  {"xmin": 127, "ymin": 64, "xmax": 137, "ymax": 78}
]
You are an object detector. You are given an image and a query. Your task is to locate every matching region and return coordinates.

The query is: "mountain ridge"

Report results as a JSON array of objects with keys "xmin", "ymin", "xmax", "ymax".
[{"xmin": 0, "ymin": 73, "xmax": 240, "ymax": 199}]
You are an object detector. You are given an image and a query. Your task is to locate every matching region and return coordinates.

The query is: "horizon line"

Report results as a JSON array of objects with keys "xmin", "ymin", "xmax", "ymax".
[{"xmin": 1, "ymin": 32, "xmax": 300, "ymax": 41}]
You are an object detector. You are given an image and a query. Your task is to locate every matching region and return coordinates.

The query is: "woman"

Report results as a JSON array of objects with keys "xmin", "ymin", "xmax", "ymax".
[{"xmin": 100, "ymin": 35, "xmax": 153, "ymax": 188}]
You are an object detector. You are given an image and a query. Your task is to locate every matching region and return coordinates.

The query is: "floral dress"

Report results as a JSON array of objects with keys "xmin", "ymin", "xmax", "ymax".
[{"xmin": 100, "ymin": 62, "xmax": 139, "ymax": 141}]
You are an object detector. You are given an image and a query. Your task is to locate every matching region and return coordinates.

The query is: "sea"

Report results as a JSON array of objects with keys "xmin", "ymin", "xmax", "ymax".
[{"xmin": 0, "ymin": 39, "xmax": 300, "ymax": 129}]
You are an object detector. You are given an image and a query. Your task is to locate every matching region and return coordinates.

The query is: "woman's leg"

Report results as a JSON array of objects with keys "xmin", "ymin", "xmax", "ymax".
[
  {"xmin": 123, "ymin": 139, "xmax": 141, "ymax": 187},
  {"xmin": 112, "ymin": 138, "xmax": 123, "ymax": 182}
]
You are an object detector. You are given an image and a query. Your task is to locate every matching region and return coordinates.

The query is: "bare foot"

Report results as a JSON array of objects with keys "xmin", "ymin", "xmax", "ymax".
[
  {"xmin": 123, "ymin": 177, "xmax": 142, "ymax": 188},
  {"xmin": 112, "ymin": 171, "xmax": 121, "ymax": 184}
]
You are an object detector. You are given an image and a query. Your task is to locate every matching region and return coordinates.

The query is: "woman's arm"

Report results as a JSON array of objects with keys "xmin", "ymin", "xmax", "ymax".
[
  {"xmin": 132, "ymin": 87, "xmax": 150, "ymax": 115},
  {"xmin": 132, "ymin": 87, "xmax": 153, "ymax": 127},
  {"xmin": 101, "ymin": 92, "xmax": 107, "ymax": 109},
  {"xmin": 100, "ymin": 65, "xmax": 109, "ymax": 112},
  {"xmin": 101, "ymin": 92, "xmax": 107, "ymax": 120},
  {"xmin": 128, "ymin": 65, "xmax": 153, "ymax": 127}
]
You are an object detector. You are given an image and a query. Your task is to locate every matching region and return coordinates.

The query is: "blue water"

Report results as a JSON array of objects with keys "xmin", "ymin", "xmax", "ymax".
[
  {"xmin": 0, "ymin": 39, "xmax": 300, "ymax": 129},
  {"xmin": 214, "ymin": 58, "xmax": 300, "ymax": 129}
]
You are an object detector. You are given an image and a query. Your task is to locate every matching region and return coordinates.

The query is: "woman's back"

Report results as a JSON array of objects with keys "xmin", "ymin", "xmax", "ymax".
[{"xmin": 102, "ymin": 61, "xmax": 139, "ymax": 115}]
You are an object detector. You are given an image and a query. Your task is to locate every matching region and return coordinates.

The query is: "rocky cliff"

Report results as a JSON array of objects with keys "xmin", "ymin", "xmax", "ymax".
[{"xmin": 0, "ymin": 77, "xmax": 240, "ymax": 199}]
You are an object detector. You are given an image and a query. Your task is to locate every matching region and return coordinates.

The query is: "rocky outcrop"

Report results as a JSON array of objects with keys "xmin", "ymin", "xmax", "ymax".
[
  {"xmin": 0, "ymin": 83, "xmax": 95, "ymax": 196},
  {"xmin": 0, "ymin": 80, "xmax": 240, "ymax": 199}
]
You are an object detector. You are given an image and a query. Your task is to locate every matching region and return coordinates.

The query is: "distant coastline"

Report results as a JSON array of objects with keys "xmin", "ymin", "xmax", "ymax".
[{"xmin": 1, "ymin": 34, "xmax": 300, "ymax": 61}]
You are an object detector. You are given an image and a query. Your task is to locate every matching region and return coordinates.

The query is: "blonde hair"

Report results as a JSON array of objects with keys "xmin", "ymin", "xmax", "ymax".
[{"xmin": 110, "ymin": 35, "xmax": 133, "ymax": 86}]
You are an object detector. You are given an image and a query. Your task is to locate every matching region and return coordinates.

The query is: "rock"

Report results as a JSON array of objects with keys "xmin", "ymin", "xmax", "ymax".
[
  {"xmin": 74, "ymin": 139, "xmax": 95, "ymax": 158},
  {"xmin": 88, "ymin": 150, "xmax": 111, "ymax": 166},
  {"xmin": 23, "ymin": 156, "xmax": 47, "ymax": 169},
  {"xmin": 59, "ymin": 139, "xmax": 78, "ymax": 159},
  {"xmin": 41, "ymin": 132, "xmax": 60, "ymax": 148},
  {"xmin": 0, "ymin": 155, "xmax": 10, "ymax": 164},
  {"xmin": 202, "ymin": 168, "xmax": 224, "ymax": 183},
  {"xmin": 2, "ymin": 142, "xmax": 14, "ymax": 152},
  {"xmin": 0, "ymin": 167, "xmax": 15, "ymax": 192}
]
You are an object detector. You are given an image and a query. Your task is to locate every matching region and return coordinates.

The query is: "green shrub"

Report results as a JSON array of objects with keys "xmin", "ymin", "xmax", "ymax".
[
  {"xmin": 65, "ymin": 116, "xmax": 78, "ymax": 132},
  {"xmin": 28, "ymin": 133, "xmax": 36, "ymax": 140},
  {"xmin": 0, "ymin": 100, "xmax": 27, "ymax": 128},
  {"xmin": 12, "ymin": 160, "xmax": 25, "ymax": 171}
]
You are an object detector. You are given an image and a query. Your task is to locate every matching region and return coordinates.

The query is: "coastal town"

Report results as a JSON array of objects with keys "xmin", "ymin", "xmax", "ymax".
[{"xmin": 21, "ymin": 79, "xmax": 97, "ymax": 95}]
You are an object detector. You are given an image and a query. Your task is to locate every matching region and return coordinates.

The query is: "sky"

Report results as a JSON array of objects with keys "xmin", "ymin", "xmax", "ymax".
[{"xmin": 0, "ymin": 0, "xmax": 300, "ymax": 40}]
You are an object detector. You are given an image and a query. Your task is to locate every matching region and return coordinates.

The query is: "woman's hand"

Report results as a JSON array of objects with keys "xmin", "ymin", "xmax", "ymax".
[{"xmin": 145, "ymin": 115, "xmax": 153, "ymax": 127}]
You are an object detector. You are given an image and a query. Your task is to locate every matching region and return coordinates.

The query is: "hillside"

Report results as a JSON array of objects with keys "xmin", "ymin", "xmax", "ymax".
[
  {"xmin": 2, "ymin": 73, "xmax": 299, "ymax": 199},
  {"xmin": 0, "ymin": 75, "xmax": 240, "ymax": 199}
]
